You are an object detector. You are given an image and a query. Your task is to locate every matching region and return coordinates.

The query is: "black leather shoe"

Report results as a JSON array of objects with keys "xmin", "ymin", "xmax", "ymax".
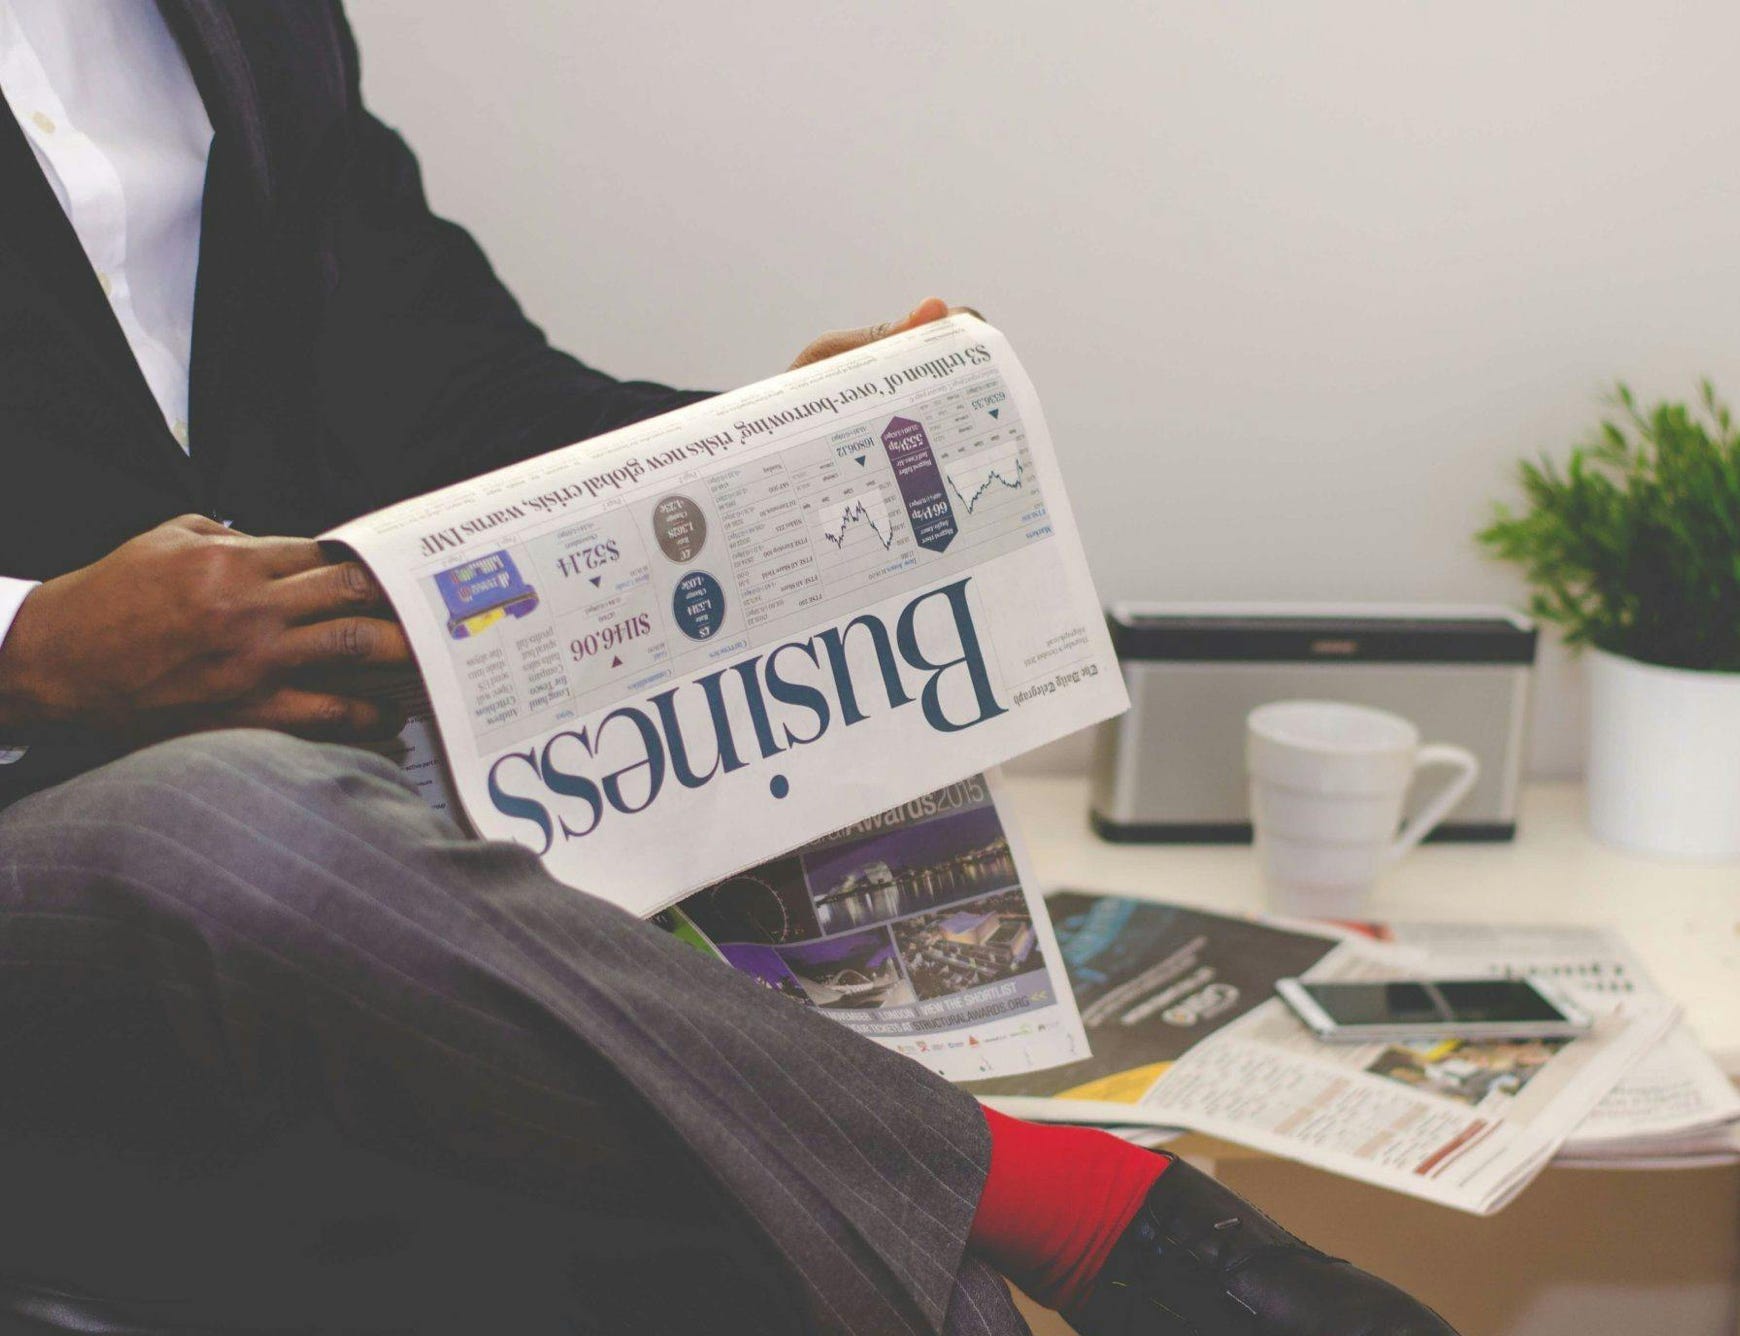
[{"xmin": 1066, "ymin": 1154, "xmax": 1459, "ymax": 1335}]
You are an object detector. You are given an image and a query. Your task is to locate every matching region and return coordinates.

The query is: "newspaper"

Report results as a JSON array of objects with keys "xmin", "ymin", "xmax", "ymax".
[
  {"xmin": 974, "ymin": 892, "xmax": 1678, "ymax": 1214},
  {"xmin": 366, "ymin": 704, "xmax": 1091, "ymax": 1084},
  {"xmin": 966, "ymin": 894, "xmax": 1347, "ymax": 1111},
  {"xmin": 1378, "ymin": 923, "xmax": 1740, "ymax": 1159},
  {"xmin": 654, "ymin": 771, "xmax": 1089, "ymax": 1083},
  {"xmin": 327, "ymin": 316, "xmax": 1125, "ymax": 914}
]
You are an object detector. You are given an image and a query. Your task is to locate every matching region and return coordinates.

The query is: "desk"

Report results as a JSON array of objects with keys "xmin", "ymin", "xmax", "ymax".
[
  {"xmin": 1003, "ymin": 776, "xmax": 1740, "ymax": 1074},
  {"xmin": 999, "ymin": 775, "xmax": 1740, "ymax": 1336}
]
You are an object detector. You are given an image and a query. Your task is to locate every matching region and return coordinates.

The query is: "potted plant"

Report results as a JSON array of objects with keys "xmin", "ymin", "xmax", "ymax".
[{"xmin": 1480, "ymin": 380, "xmax": 1740, "ymax": 859}]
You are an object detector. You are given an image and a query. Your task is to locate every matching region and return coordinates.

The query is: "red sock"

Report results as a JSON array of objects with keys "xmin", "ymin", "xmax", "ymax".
[{"xmin": 968, "ymin": 1108, "xmax": 1170, "ymax": 1312}]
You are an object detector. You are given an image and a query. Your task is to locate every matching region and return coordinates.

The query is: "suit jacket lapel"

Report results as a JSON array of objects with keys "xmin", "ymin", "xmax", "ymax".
[
  {"xmin": 156, "ymin": 1, "xmax": 273, "ymax": 215},
  {"xmin": 0, "ymin": 104, "xmax": 185, "ymax": 477},
  {"xmin": 157, "ymin": 0, "xmax": 277, "ymax": 490}
]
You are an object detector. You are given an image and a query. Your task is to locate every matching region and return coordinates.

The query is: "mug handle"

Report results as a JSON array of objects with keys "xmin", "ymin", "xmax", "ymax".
[{"xmin": 1387, "ymin": 743, "xmax": 1480, "ymax": 863}]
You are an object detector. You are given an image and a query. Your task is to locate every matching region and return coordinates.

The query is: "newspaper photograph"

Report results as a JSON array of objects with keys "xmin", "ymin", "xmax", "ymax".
[
  {"xmin": 651, "ymin": 773, "xmax": 1089, "ymax": 1083},
  {"xmin": 327, "ymin": 316, "xmax": 1126, "ymax": 914},
  {"xmin": 972, "ymin": 891, "xmax": 1678, "ymax": 1214}
]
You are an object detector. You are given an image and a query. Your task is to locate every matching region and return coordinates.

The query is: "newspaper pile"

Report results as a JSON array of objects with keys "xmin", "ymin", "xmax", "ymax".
[
  {"xmin": 327, "ymin": 314, "xmax": 1733, "ymax": 1198},
  {"xmin": 1380, "ymin": 922, "xmax": 1740, "ymax": 1168},
  {"xmin": 966, "ymin": 893, "xmax": 1736, "ymax": 1214},
  {"xmin": 329, "ymin": 315, "xmax": 1126, "ymax": 917}
]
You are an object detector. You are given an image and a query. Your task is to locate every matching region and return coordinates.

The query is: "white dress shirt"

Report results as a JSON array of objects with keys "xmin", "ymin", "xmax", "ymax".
[{"xmin": 0, "ymin": 0, "xmax": 211, "ymax": 759}]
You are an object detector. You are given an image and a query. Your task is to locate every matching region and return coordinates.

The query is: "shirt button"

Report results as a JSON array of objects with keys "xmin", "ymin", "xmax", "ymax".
[
  {"xmin": 172, "ymin": 418, "xmax": 190, "ymax": 449},
  {"xmin": 97, "ymin": 270, "xmax": 113, "ymax": 297},
  {"xmin": 30, "ymin": 110, "xmax": 54, "ymax": 135}
]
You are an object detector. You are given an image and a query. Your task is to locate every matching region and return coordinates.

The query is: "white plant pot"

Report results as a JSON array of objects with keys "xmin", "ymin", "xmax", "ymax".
[{"xmin": 1586, "ymin": 648, "xmax": 1740, "ymax": 860}]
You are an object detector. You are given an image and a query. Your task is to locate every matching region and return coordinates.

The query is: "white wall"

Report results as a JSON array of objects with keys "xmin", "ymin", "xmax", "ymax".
[{"xmin": 347, "ymin": 0, "xmax": 1740, "ymax": 778}]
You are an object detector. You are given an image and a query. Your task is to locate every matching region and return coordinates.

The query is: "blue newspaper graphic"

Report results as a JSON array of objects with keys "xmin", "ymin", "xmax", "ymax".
[{"xmin": 434, "ymin": 551, "xmax": 540, "ymax": 640}]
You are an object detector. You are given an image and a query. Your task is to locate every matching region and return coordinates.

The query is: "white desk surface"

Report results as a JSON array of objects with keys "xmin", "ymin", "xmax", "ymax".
[{"xmin": 1001, "ymin": 775, "xmax": 1740, "ymax": 1076}]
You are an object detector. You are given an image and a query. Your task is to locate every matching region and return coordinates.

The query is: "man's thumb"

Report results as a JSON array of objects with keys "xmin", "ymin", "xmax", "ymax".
[{"xmin": 787, "ymin": 297, "xmax": 950, "ymax": 369}]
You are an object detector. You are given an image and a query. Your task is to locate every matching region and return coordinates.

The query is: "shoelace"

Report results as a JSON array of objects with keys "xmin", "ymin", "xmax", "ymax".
[
  {"xmin": 1086, "ymin": 1213, "xmax": 1260, "ymax": 1326},
  {"xmin": 1185, "ymin": 1216, "xmax": 1246, "ymax": 1268},
  {"xmin": 1123, "ymin": 1210, "xmax": 1346, "ymax": 1320}
]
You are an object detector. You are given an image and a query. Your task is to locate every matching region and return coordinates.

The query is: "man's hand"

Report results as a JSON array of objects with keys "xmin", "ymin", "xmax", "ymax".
[
  {"xmin": 0, "ymin": 515, "xmax": 412, "ymax": 746},
  {"xmin": 787, "ymin": 296, "xmax": 980, "ymax": 370}
]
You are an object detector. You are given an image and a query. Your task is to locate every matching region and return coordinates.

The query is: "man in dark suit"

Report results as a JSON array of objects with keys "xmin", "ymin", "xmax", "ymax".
[{"xmin": 0, "ymin": 4, "xmax": 1456, "ymax": 1332}]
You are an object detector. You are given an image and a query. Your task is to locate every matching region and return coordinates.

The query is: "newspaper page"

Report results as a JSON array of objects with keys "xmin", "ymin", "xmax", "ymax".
[
  {"xmin": 361, "ymin": 712, "xmax": 1093, "ymax": 1083},
  {"xmin": 651, "ymin": 771, "xmax": 1089, "ymax": 1083},
  {"xmin": 357, "ymin": 680, "xmax": 462, "ymax": 818},
  {"xmin": 966, "ymin": 893, "xmax": 1347, "ymax": 1115},
  {"xmin": 1136, "ymin": 947, "xmax": 1676, "ymax": 1213},
  {"xmin": 972, "ymin": 892, "xmax": 1677, "ymax": 1214},
  {"xmin": 326, "ymin": 316, "xmax": 1126, "ymax": 915},
  {"xmin": 1378, "ymin": 922, "xmax": 1740, "ymax": 1159}
]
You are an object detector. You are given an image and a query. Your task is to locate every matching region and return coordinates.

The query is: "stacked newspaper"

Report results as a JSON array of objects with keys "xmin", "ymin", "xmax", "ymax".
[
  {"xmin": 1381, "ymin": 922, "xmax": 1740, "ymax": 1169},
  {"xmin": 964, "ymin": 894, "xmax": 1738, "ymax": 1213}
]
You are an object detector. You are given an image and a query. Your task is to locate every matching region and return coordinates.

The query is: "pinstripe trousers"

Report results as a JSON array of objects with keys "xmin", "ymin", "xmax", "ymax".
[{"xmin": 0, "ymin": 730, "xmax": 1031, "ymax": 1334}]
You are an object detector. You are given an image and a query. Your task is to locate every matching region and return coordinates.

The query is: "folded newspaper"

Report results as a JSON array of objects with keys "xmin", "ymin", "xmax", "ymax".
[
  {"xmin": 326, "ymin": 316, "xmax": 1127, "ymax": 916},
  {"xmin": 968, "ymin": 893, "xmax": 1685, "ymax": 1215}
]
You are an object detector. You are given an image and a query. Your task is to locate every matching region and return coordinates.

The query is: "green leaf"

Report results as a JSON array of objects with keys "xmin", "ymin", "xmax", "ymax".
[{"xmin": 1477, "ymin": 381, "xmax": 1740, "ymax": 671}]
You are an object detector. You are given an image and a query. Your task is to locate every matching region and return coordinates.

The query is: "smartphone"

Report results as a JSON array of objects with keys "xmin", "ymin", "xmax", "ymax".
[{"xmin": 1274, "ymin": 976, "xmax": 1594, "ymax": 1043}]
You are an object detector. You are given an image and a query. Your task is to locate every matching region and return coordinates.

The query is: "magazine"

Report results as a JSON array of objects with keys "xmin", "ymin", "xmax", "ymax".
[
  {"xmin": 966, "ymin": 894, "xmax": 1345, "ymax": 1107},
  {"xmin": 656, "ymin": 772, "xmax": 1088, "ymax": 1083}
]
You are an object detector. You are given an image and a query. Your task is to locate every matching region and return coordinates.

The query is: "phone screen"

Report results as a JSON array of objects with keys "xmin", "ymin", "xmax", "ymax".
[{"xmin": 1301, "ymin": 980, "xmax": 1567, "ymax": 1028}]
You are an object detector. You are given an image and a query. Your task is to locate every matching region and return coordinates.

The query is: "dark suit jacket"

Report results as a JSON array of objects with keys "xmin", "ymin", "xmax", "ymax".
[{"xmin": 0, "ymin": 1, "xmax": 708, "ymax": 804}]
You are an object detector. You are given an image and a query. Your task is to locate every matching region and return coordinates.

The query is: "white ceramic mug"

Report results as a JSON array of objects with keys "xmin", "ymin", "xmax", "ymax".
[{"xmin": 1246, "ymin": 700, "xmax": 1480, "ymax": 918}]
